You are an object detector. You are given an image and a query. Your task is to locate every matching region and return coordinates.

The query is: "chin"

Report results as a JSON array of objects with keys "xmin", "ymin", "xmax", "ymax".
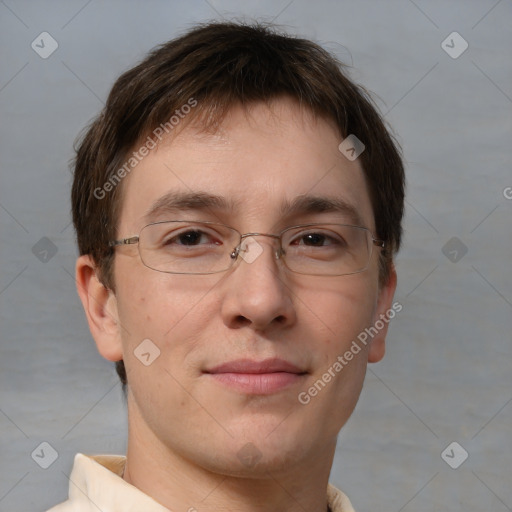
[
  {"xmin": 213, "ymin": 421, "xmax": 322, "ymax": 475},
  {"xmin": 206, "ymin": 442, "xmax": 311, "ymax": 479}
]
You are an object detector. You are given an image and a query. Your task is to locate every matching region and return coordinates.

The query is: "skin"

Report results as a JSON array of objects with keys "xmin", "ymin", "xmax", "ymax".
[{"xmin": 76, "ymin": 98, "xmax": 397, "ymax": 512}]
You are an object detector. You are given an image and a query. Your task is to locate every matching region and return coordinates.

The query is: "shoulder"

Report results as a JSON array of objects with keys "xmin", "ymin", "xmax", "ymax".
[{"xmin": 327, "ymin": 483, "xmax": 356, "ymax": 512}]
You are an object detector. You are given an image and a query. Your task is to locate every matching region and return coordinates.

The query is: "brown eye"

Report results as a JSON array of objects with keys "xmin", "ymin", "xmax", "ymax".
[
  {"xmin": 301, "ymin": 233, "xmax": 328, "ymax": 246},
  {"xmin": 174, "ymin": 231, "xmax": 205, "ymax": 245},
  {"xmin": 291, "ymin": 231, "xmax": 343, "ymax": 247}
]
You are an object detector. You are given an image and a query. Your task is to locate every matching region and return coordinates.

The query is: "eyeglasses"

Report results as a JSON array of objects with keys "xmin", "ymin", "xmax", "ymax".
[{"xmin": 108, "ymin": 220, "xmax": 385, "ymax": 276}]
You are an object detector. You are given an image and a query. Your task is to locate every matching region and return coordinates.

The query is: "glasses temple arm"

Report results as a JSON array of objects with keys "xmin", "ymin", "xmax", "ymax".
[{"xmin": 108, "ymin": 236, "xmax": 139, "ymax": 247}]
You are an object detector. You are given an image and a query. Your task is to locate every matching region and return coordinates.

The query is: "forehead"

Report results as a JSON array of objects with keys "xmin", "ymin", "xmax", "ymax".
[{"xmin": 117, "ymin": 99, "xmax": 375, "ymax": 233}]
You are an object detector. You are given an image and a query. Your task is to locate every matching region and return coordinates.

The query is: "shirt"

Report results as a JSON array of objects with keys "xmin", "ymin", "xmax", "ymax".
[{"xmin": 47, "ymin": 453, "xmax": 356, "ymax": 512}]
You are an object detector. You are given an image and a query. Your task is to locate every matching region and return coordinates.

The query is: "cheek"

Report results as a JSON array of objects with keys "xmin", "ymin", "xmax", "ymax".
[
  {"xmin": 115, "ymin": 260, "xmax": 210, "ymax": 332},
  {"xmin": 301, "ymin": 274, "xmax": 378, "ymax": 349},
  {"xmin": 115, "ymin": 271, "xmax": 209, "ymax": 423},
  {"xmin": 296, "ymin": 280, "xmax": 376, "ymax": 434},
  {"xmin": 113, "ymin": 264, "xmax": 225, "ymax": 382}
]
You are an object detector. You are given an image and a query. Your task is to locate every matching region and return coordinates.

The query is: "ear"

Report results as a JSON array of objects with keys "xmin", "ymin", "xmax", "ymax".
[
  {"xmin": 367, "ymin": 263, "xmax": 398, "ymax": 363},
  {"xmin": 75, "ymin": 255, "xmax": 123, "ymax": 362}
]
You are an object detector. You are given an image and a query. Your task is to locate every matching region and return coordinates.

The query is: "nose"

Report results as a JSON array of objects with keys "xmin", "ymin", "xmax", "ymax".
[{"xmin": 220, "ymin": 236, "xmax": 296, "ymax": 331}]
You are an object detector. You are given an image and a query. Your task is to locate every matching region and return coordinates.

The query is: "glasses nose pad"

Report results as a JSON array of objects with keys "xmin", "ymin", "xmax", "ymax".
[
  {"xmin": 230, "ymin": 238, "xmax": 283, "ymax": 264},
  {"xmin": 230, "ymin": 247, "xmax": 239, "ymax": 260}
]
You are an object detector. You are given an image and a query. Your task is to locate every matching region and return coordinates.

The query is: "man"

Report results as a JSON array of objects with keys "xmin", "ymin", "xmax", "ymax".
[{"xmin": 49, "ymin": 21, "xmax": 404, "ymax": 512}]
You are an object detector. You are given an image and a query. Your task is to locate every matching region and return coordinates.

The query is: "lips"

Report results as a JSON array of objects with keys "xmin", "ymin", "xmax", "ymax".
[
  {"xmin": 206, "ymin": 358, "xmax": 305, "ymax": 374},
  {"xmin": 204, "ymin": 358, "xmax": 307, "ymax": 395}
]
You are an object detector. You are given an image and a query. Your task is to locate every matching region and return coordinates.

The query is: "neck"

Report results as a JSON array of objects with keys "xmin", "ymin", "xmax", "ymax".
[{"xmin": 122, "ymin": 399, "xmax": 335, "ymax": 512}]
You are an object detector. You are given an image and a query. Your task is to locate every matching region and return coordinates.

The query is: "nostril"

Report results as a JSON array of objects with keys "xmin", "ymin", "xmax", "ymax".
[{"xmin": 234, "ymin": 315, "xmax": 251, "ymax": 327}]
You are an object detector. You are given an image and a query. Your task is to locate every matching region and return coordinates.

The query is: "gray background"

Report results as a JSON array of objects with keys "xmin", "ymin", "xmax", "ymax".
[{"xmin": 1, "ymin": 1, "xmax": 511, "ymax": 511}]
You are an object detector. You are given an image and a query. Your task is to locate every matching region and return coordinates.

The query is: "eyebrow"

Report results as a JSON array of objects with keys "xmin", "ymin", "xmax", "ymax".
[
  {"xmin": 280, "ymin": 195, "xmax": 364, "ymax": 226},
  {"xmin": 144, "ymin": 191, "xmax": 238, "ymax": 222},
  {"xmin": 144, "ymin": 191, "xmax": 364, "ymax": 226}
]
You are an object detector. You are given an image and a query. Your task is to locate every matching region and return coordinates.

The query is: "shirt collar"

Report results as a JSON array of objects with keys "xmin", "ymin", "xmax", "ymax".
[{"xmin": 60, "ymin": 453, "xmax": 354, "ymax": 512}]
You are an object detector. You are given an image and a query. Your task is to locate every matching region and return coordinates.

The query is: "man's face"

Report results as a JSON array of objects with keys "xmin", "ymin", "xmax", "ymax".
[{"xmin": 109, "ymin": 98, "xmax": 394, "ymax": 476}]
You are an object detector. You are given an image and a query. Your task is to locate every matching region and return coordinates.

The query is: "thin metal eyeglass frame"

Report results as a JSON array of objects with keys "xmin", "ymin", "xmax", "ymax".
[{"xmin": 108, "ymin": 220, "xmax": 385, "ymax": 276}]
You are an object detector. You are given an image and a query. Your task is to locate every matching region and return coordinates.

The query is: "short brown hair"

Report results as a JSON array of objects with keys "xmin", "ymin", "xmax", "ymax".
[{"xmin": 72, "ymin": 21, "xmax": 405, "ymax": 387}]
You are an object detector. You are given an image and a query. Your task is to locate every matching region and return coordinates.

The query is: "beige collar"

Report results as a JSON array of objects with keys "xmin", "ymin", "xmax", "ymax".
[{"xmin": 52, "ymin": 453, "xmax": 355, "ymax": 512}]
